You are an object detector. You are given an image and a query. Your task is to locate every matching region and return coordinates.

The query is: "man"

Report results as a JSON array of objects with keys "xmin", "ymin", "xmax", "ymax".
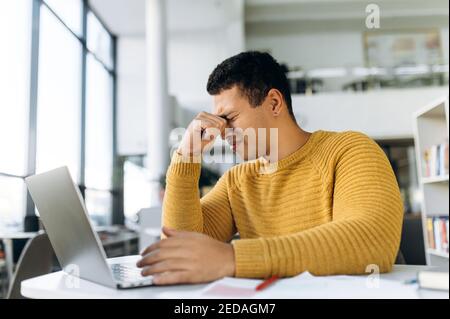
[{"xmin": 137, "ymin": 51, "xmax": 403, "ymax": 285}]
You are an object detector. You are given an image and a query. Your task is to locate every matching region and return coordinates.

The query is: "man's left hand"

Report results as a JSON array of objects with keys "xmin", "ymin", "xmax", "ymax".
[{"xmin": 137, "ymin": 227, "xmax": 235, "ymax": 285}]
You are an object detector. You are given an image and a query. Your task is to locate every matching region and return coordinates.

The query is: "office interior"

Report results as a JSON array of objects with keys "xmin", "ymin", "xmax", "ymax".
[{"xmin": 0, "ymin": 0, "xmax": 449, "ymax": 299}]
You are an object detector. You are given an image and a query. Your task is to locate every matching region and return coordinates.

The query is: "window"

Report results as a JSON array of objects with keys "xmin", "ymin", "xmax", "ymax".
[
  {"xmin": 36, "ymin": 5, "xmax": 82, "ymax": 182},
  {"xmin": 0, "ymin": 1, "xmax": 117, "ymax": 230},
  {"xmin": 85, "ymin": 54, "xmax": 113, "ymax": 190},
  {"xmin": 0, "ymin": 0, "xmax": 31, "ymax": 176},
  {"xmin": 124, "ymin": 160, "xmax": 154, "ymax": 222},
  {"xmin": 87, "ymin": 12, "xmax": 113, "ymax": 69},
  {"xmin": 85, "ymin": 189, "xmax": 113, "ymax": 226},
  {"xmin": 0, "ymin": 0, "xmax": 31, "ymax": 230},
  {"xmin": 84, "ymin": 54, "xmax": 114, "ymax": 225},
  {"xmin": 0, "ymin": 177, "xmax": 27, "ymax": 231},
  {"xmin": 43, "ymin": 0, "xmax": 83, "ymax": 36}
]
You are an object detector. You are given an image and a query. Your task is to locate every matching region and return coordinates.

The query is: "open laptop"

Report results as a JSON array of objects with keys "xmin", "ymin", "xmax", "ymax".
[{"xmin": 25, "ymin": 166, "xmax": 154, "ymax": 289}]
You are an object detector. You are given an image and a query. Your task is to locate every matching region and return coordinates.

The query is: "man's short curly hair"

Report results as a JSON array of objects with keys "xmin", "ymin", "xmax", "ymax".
[{"xmin": 206, "ymin": 51, "xmax": 294, "ymax": 120}]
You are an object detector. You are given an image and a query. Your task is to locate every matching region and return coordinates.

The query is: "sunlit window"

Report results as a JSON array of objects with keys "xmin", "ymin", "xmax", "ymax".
[
  {"xmin": 85, "ymin": 189, "xmax": 112, "ymax": 226},
  {"xmin": 35, "ymin": 6, "xmax": 82, "ymax": 182},
  {"xmin": 85, "ymin": 54, "xmax": 113, "ymax": 190},
  {"xmin": 124, "ymin": 161, "xmax": 154, "ymax": 221},
  {"xmin": 87, "ymin": 12, "xmax": 113, "ymax": 69},
  {"xmin": 0, "ymin": 177, "xmax": 27, "ymax": 231},
  {"xmin": 0, "ymin": 1, "xmax": 116, "ymax": 230},
  {"xmin": 43, "ymin": 0, "xmax": 83, "ymax": 36},
  {"xmin": 0, "ymin": 0, "xmax": 31, "ymax": 176},
  {"xmin": 84, "ymin": 53, "xmax": 114, "ymax": 226}
]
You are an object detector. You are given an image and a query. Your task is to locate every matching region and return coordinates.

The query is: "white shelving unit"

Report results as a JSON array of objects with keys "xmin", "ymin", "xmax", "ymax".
[{"xmin": 413, "ymin": 95, "xmax": 449, "ymax": 267}]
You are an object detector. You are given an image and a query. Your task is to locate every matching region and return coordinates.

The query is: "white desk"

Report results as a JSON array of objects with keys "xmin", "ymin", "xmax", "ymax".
[{"xmin": 21, "ymin": 256, "xmax": 449, "ymax": 299}]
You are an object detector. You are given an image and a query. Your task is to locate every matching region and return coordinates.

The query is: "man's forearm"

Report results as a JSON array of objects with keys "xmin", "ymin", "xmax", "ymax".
[
  {"xmin": 163, "ymin": 152, "xmax": 236, "ymax": 242},
  {"xmin": 162, "ymin": 153, "xmax": 204, "ymax": 232},
  {"xmin": 232, "ymin": 216, "xmax": 401, "ymax": 278}
]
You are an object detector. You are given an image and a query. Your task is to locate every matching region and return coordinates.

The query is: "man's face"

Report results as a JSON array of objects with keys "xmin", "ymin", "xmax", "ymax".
[{"xmin": 213, "ymin": 86, "xmax": 270, "ymax": 161}]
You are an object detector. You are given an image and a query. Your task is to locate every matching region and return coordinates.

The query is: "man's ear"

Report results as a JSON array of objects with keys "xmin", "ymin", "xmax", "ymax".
[{"xmin": 266, "ymin": 88, "xmax": 283, "ymax": 117}]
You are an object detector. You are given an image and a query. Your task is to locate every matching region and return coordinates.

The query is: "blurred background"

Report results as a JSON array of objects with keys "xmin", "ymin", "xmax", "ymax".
[{"xmin": 0, "ymin": 0, "xmax": 448, "ymax": 296}]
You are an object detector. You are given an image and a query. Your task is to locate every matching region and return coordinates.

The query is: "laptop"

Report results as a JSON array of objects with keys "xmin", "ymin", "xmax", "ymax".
[{"xmin": 25, "ymin": 166, "xmax": 154, "ymax": 289}]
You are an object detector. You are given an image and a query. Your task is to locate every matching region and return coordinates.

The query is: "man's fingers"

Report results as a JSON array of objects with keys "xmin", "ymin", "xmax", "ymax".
[
  {"xmin": 138, "ymin": 247, "xmax": 180, "ymax": 268},
  {"xmin": 191, "ymin": 119, "xmax": 221, "ymax": 142},
  {"xmin": 195, "ymin": 113, "xmax": 227, "ymax": 133},
  {"xmin": 140, "ymin": 241, "xmax": 160, "ymax": 256},
  {"xmin": 141, "ymin": 259, "xmax": 191, "ymax": 277},
  {"xmin": 140, "ymin": 236, "xmax": 183, "ymax": 256},
  {"xmin": 197, "ymin": 112, "xmax": 227, "ymax": 128},
  {"xmin": 152, "ymin": 270, "xmax": 193, "ymax": 285}
]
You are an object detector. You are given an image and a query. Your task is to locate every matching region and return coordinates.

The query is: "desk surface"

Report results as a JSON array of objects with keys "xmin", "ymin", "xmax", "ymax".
[
  {"xmin": 21, "ymin": 256, "xmax": 449, "ymax": 299},
  {"xmin": 0, "ymin": 231, "xmax": 40, "ymax": 239}
]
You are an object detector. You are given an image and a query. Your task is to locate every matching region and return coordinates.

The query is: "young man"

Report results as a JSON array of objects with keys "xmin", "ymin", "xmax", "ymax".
[{"xmin": 137, "ymin": 51, "xmax": 403, "ymax": 285}]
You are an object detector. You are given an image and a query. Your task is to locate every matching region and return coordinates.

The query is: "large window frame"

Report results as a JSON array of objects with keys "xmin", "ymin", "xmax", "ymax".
[{"xmin": 0, "ymin": 0, "xmax": 121, "ymax": 229}]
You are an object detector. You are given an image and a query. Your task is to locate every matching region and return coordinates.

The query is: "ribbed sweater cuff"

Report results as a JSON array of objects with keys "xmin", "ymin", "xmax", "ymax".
[
  {"xmin": 168, "ymin": 152, "xmax": 202, "ymax": 177},
  {"xmin": 231, "ymin": 238, "xmax": 270, "ymax": 278}
]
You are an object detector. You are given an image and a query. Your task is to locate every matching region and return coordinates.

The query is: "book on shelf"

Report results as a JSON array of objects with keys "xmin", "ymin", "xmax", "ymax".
[
  {"xmin": 422, "ymin": 140, "xmax": 449, "ymax": 178},
  {"xmin": 426, "ymin": 216, "xmax": 449, "ymax": 254}
]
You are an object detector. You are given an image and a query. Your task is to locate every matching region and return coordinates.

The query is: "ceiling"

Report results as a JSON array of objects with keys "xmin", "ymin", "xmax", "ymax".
[
  {"xmin": 89, "ymin": 0, "xmax": 145, "ymax": 36},
  {"xmin": 89, "ymin": 0, "xmax": 241, "ymax": 36}
]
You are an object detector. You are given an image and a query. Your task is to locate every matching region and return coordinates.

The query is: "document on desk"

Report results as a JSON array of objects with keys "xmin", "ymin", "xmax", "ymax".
[
  {"xmin": 252, "ymin": 272, "xmax": 420, "ymax": 299},
  {"xmin": 159, "ymin": 272, "xmax": 420, "ymax": 299}
]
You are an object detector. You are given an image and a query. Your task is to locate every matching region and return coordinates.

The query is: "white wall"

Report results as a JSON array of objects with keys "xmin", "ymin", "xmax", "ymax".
[
  {"xmin": 292, "ymin": 87, "xmax": 449, "ymax": 140},
  {"xmin": 167, "ymin": 30, "xmax": 229, "ymax": 102},
  {"xmin": 167, "ymin": 0, "xmax": 245, "ymax": 102}
]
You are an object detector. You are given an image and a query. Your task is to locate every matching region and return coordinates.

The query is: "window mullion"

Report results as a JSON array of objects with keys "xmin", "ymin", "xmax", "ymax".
[
  {"xmin": 25, "ymin": 0, "xmax": 41, "ymax": 219},
  {"xmin": 79, "ymin": 0, "xmax": 88, "ymax": 197}
]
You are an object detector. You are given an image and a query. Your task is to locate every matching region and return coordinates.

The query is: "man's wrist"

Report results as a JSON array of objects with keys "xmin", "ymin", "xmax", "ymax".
[{"xmin": 224, "ymin": 243, "xmax": 236, "ymax": 277}]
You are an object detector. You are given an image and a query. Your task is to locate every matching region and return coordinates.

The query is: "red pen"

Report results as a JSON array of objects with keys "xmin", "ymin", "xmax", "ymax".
[{"xmin": 255, "ymin": 275, "xmax": 279, "ymax": 291}]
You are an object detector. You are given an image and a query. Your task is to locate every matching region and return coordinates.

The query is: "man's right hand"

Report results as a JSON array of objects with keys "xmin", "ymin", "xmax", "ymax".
[{"xmin": 177, "ymin": 111, "xmax": 228, "ymax": 158}]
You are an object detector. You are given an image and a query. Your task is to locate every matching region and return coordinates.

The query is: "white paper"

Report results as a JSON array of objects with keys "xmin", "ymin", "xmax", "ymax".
[{"xmin": 195, "ymin": 272, "xmax": 420, "ymax": 299}]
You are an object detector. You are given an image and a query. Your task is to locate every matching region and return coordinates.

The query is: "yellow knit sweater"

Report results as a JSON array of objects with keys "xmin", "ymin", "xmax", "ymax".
[{"xmin": 163, "ymin": 130, "xmax": 403, "ymax": 278}]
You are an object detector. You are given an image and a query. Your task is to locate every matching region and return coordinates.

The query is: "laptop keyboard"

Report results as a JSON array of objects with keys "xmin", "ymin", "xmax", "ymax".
[{"xmin": 110, "ymin": 263, "xmax": 147, "ymax": 283}]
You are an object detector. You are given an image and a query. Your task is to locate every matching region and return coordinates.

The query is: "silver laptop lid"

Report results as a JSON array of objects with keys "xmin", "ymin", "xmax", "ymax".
[{"xmin": 25, "ymin": 166, "xmax": 116, "ymax": 288}]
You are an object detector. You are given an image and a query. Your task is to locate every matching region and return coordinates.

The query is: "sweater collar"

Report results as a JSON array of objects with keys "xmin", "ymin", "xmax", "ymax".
[{"xmin": 256, "ymin": 130, "xmax": 323, "ymax": 174}]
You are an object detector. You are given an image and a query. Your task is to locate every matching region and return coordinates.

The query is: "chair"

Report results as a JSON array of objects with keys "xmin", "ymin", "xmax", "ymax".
[
  {"xmin": 399, "ymin": 215, "xmax": 427, "ymax": 265},
  {"xmin": 6, "ymin": 233, "xmax": 55, "ymax": 299}
]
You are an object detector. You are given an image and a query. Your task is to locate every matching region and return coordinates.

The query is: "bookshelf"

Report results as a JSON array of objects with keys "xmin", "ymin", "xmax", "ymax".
[{"xmin": 413, "ymin": 95, "xmax": 449, "ymax": 267}]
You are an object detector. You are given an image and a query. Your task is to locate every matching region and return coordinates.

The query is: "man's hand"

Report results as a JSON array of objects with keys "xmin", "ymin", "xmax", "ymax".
[
  {"xmin": 137, "ymin": 227, "xmax": 236, "ymax": 285},
  {"xmin": 178, "ymin": 111, "xmax": 227, "ymax": 158}
]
